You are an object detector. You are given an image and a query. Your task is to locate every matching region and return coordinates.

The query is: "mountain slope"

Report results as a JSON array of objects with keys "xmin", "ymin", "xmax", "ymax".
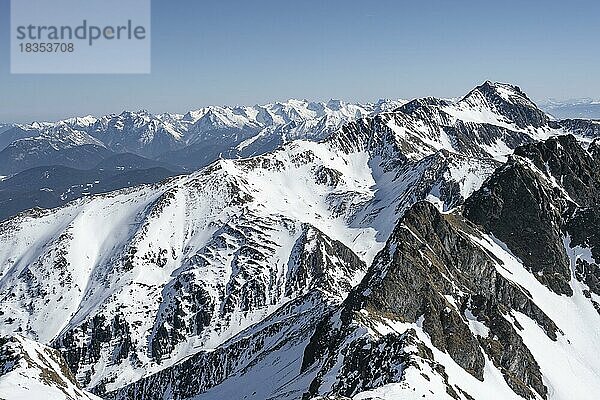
[
  {"xmin": 299, "ymin": 134, "xmax": 600, "ymax": 400},
  {"xmin": 0, "ymin": 163, "xmax": 180, "ymax": 222},
  {"xmin": 0, "ymin": 335, "xmax": 101, "ymax": 400},
  {"xmin": 0, "ymin": 99, "xmax": 406, "ymax": 174},
  {"xmin": 0, "ymin": 83, "xmax": 599, "ymax": 400}
]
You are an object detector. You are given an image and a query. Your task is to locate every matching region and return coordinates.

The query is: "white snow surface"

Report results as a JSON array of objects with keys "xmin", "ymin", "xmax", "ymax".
[
  {"xmin": 0, "ymin": 335, "xmax": 101, "ymax": 400},
  {"xmin": 0, "ymin": 129, "xmax": 493, "ymax": 392},
  {"xmin": 0, "ymin": 99, "xmax": 407, "ymax": 158},
  {"xmin": 1, "ymin": 82, "xmax": 599, "ymax": 399}
]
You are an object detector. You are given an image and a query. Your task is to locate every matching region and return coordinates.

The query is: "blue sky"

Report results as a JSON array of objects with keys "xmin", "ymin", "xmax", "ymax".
[{"xmin": 1, "ymin": 0, "xmax": 599, "ymax": 122}]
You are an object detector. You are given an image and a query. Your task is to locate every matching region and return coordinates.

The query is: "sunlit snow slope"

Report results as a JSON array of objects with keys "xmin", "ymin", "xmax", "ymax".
[{"xmin": 0, "ymin": 82, "xmax": 599, "ymax": 400}]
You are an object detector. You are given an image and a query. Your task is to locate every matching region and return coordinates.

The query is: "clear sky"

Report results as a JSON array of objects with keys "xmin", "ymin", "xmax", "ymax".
[{"xmin": 1, "ymin": 0, "xmax": 599, "ymax": 122}]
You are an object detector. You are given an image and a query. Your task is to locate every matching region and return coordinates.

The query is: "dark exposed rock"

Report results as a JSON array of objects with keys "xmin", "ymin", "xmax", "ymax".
[
  {"xmin": 565, "ymin": 207, "xmax": 600, "ymax": 298},
  {"xmin": 285, "ymin": 226, "xmax": 366, "ymax": 299},
  {"xmin": 463, "ymin": 156, "xmax": 573, "ymax": 295},
  {"xmin": 107, "ymin": 291, "xmax": 333, "ymax": 400},
  {"xmin": 513, "ymin": 135, "xmax": 600, "ymax": 207},
  {"xmin": 461, "ymin": 81, "xmax": 549, "ymax": 129},
  {"xmin": 590, "ymin": 139, "xmax": 600, "ymax": 162},
  {"xmin": 150, "ymin": 279, "xmax": 214, "ymax": 361},
  {"xmin": 465, "ymin": 135, "xmax": 600, "ymax": 296},
  {"xmin": 302, "ymin": 201, "xmax": 554, "ymax": 399},
  {"xmin": 397, "ymin": 97, "xmax": 450, "ymax": 115},
  {"xmin": 106, "ymin": 226, "xmax": 366, "ymax": 400},
  {"xmin": 466, "ymin": 294, "xmax": 546, "ymax": 399},
  {"xmin": 56, "ymin": 313, "xmax": 135, "ymax": 385},
  {"xmin": 566, "ymin": 207, "xmax": 600, "ymax": 263},
  {"xmin": 554, "ymin": 119, "xmax": 600, "ymax": 140}
]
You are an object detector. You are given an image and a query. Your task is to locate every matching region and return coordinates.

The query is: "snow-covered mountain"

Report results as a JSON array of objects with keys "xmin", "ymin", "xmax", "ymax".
[
  {"xmin": 0, "ymin": 335, "xmax": 101, "ymax": 400},
  {"xmin": 541, "ymin": 98, "xmax": 600, "ymax": 120},
  {"xmin": 0, "ymin": 99, "xmax": 406, "ymax": 175},
  {"xmin": 0, "ymin": 82, "xmax": 599, "ymax": 400},
  {"xmin": 0, "ymin": 99, "xmax": 406, "ymax": 222},
  {"xmin": 300, "ymin": 135, "xmax": 600, "ymax": 400}
]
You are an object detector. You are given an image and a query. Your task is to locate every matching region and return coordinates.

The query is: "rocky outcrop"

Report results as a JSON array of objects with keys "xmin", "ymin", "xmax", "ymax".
[
  {"xmin": 464, "ymin": 135, "xmax": 600, "ymax": 296},
  {"xmin": 513, "ymin": 135, "xmax": 600, "ymax": 207},
  {"xmin": 105, "ymin": 227, "xmax": 366, "ymax": 399},
  {"xmin": 461, "ymin": 81, "xmax": 549, "ymax": 129},
  {"xmin": 0, "ymin": 335, "xmax": 100, "ymax": 400},
  {"xmin": 302, "ymin": 201, "xmax": 555, "ymax": 399},
  {"xmin": 553, "ymin": 119, "xmax": 600, "ymax": 140},
  {"xmin": 56, "ymin": 313, "xmax": 137, "ymax": 391},
  {"xmin": 2, "ymin": 82, "xmax": 600, "ymax": 400},
  {"xmin": 463, "ymin": 156, "xmax": 573, "ymax": 295}
]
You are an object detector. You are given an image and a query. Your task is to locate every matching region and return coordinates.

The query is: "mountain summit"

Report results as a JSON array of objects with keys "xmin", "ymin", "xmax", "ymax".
[{"xmin": 1, "ymin": 82, "xmax": 599, "ymax": 400}]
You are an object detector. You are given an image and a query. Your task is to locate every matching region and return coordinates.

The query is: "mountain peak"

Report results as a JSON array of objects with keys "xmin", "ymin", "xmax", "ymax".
[
  {"xmin": 467, "ymin": 81, "xmax": 528, "ymax": 103},
  {"xmin": 456, "ymin": 81, "xmax": 549, "ymax": 128},
  {"xmin": 326, "ymin": 99, "xmax": 344, "ymax": 110}
]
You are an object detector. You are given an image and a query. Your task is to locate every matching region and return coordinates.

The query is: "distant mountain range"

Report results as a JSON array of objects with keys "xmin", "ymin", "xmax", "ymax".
[
  {"xmin": 0, "ymin": 99, "xmax": 404, "ymax": 221},
  {"xmin": 0, "ymin": 99, "xmax": 406, "ymax": 174},
  {"xmin": 1, "ymin": 82, "xmax": 600, "ymax": 400},
  {"xmin": 2, "ymin": 95, "xmax": 598, "ymax": 223},
  {"xmin": 540, "ymin": 98, "xmax": 600, "ymax": 119}
]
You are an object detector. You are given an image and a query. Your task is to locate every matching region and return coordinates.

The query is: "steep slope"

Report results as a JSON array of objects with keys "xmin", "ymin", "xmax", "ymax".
[
  {"xmin": 464, "ymin": 135, "xmax": 600, "ymax": 295},
  {"xmin": 108, "ymin": 227, "xmax": 366, "ymax": 400},
  {"xmin": 0, "ymin": 140, "xmax": 380, "ymax": 393},
  {"xmin": 330, "ymin": 81, "xmax": 570, "ymax": 167},
  {"xmin": 106, "ymin": 134, "xmax": 600, "ymax": 400},
  {"xmin": 300, "ymin": 135, "xmax": 600, "ymax": 400},
  {"xmin": 1, "ymin": 82, "xmax": 599, "ymax": 400},
  {"xmin": 0, "ymin": 121, "xmax": 494, "ymax": 394},
  {"xmin": 0, "ymin": 335, "xmax": 101, "ymax": 400}
]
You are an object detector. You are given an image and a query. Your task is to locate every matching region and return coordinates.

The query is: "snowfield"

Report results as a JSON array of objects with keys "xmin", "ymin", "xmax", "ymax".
[{"xmin": 0, "ymin": 81, "xmax": 599, "ymax": 400}]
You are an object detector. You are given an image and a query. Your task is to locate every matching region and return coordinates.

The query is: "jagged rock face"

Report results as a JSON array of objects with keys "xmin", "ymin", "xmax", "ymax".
[
  {"xmin": 0, "ymin": 129, "xmax": 483, "ymax": 394},
  {"xmin": 394, "ymin": 92, "xmax": 539, "ymax": 158},
  {"xmin": 58, "ymin": 314, "xmax": 137, "ymax": 388},
  {"xmin": 565, "ymin": 206, "xmax": 600, "ymax": 310},
  {"xmin": 463, "ymin": 156, "xmax": 573, "ymax": 295},
  {"xmin": 101, "ymin": 226, "xmax": 366, "ymax": 399},
  {"xmin": 108, "ymin": 289, "xmax": 342, "ymax": 400},
  {"xmin": 0, "ymin": 335, "xmax": 100, "ymax": 400},
  {"xmin": 513, "ymin": 135, "xmax": 600, "ymax": 207},
  {"xmin": 285, "ymin": 227, "xmax": 366, "ymax": 299},
  {"xmin": 460, "ymin": 81, "xmax": 549, "ymax": 129},
  {"xmin": 566, "ymin": 208, "xmax": 600, "ymax": 265},
  {"xmin": 553, "ymin": 119, "xmax": 600, "ymax": 140},
  {"xmin": 2, "ymin": 82, "xmax": 600, "ymax": 400},
  {"xmin": 464, "ymin": 135, "xmax": 600, "ymax": 296},
  {"xmin": 51, "ymin": 209, "xmax": 367, "ymax": 394},
  {"xmin": 302, "ymin": 202, "xmax": 554, "ymax": 400},
  {"xmin": 329, "ymin": 81, "xmax": 571, "ymax": 170},
  {"xmin": 590, "ymin": 139, "xmax": 600, "ymax": 161},
  {"xmin": 296, "ymin": 137, "xmax": 600, "ymax": 400}
]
